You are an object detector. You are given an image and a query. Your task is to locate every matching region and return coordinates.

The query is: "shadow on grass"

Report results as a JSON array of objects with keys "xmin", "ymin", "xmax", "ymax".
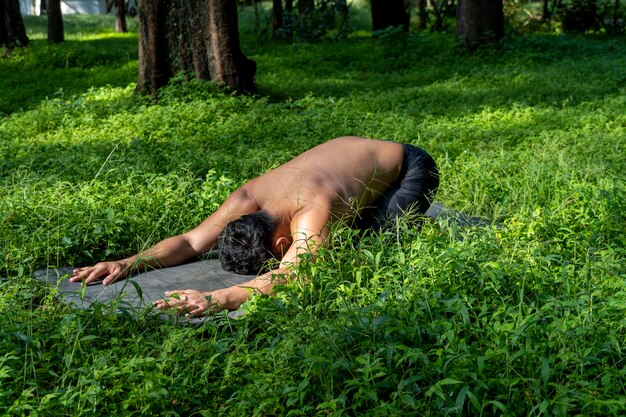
[
  {"xmin": 4, "ymin": 28, "xmax": 625, "ymax": 117},
  {"xmin": 0, "ymin": 36, "xmax": 138, "ymax": 114},
  {"xmin": 2, "ymin": 30, "xmax": 625, "ymax": 186},
  {"xmin": 0, "ymin": 127, "xmax": 279, "ymax": 185},
  {"xmin": 252, "ymin": 33, "xmax": 626, "ymax": 109}
]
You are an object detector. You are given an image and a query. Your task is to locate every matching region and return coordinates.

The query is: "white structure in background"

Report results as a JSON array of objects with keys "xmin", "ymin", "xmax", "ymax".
[{"xmin": 19, "ymin": 0, "xmax": 108, "ymax": 15}]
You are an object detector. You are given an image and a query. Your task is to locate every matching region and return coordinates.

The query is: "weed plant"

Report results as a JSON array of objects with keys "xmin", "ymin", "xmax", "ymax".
[{"xmin": 1, "ymin": 11, "xmax": 625, "ymax": 417}]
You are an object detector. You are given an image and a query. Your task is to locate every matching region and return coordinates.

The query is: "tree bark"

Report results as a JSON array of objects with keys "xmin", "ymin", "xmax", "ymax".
[
  {"xmin": 0, "ymin": 0, "xmax": 29, "ymax": 49},
  {"xmin": 114, "ymin": 0, "xmax": 127, "ymax": 32},
  {"xmin": 137, "ymin": 0, "xmax": 167, "ymax": 94},
  {"xmin": 542, "ymin": 0, "xmax": 550, "ymax": 20},
  {"xmin": 207, "ymin": 0, "xmax": 255, "ymax": 91},
  {"xmin": 47, "ymin": 0, "xmax": 64, "ymax": 43},
  {"xmin": 418, "ymin": 0, "xmax": 428, "ymax": 29},
  {"xmin": 272, "ymin": 0, "xmax": 283, "ymax": 34},
  {"xmin": 456, "ymin": 0, "xmax": 503, "ymax": 48},
  {"xmin": 297, "ymin": 0, "xmax": 313, "ymax": 17},
  {"xmin": 371, "ymin": 0, "xmax": 410, "ymax": 33},
  {"xmin": 136, "ymin": 0, "xmax": 255, "ymax": 96}
]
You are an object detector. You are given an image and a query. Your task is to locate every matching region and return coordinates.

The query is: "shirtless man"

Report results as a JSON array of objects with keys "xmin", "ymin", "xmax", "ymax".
[{"xmin": 69, "ymin": 137, "xmax": 438, "ymax": 316}]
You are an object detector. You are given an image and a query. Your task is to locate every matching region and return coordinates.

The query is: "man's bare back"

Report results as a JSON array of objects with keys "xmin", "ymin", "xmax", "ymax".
[
  {"xmin": 70, "ymin": 137, "xmax": 434, "ymax": 316},
  {"xmin": 247, "ymin": 136, "xmax": 405, "ymax": 226}
]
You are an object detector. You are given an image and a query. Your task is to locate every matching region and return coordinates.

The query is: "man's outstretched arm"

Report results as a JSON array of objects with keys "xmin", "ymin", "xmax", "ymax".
[
  {"xmin": 69, "ymin": 187, "xmax": 260, "ymax": 285},
  {"xmin": 69, "ymin": 234, "xmax": 210, "ymax": 285},
  {"xmin": 152, "ymin": 267, "xmax": 290, "ymax": 315}
]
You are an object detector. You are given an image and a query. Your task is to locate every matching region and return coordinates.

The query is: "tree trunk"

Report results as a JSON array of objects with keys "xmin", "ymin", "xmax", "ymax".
[
  {"xmin": 371, "ymin": 0, "xmax": 410, "ymax": 33},
  {"xmin": 272, "ymin": 0, "xmax": 283, "ymax": 34},
  {"xmin": 208, "ymin": 0, "xmax": 255, "ymax": 90},
  {"xmin": 136, "ymin": 0, "xmax": 256, "ymax": 96},
  {"xmin": 47, "ymin": 0, "xmax": 64, "ymax": 43},
  {"xmin": 285, "ymin": 0, "xmax": 293, "ymax": 12},
  {"xmin": 0, "ymin": 0, "xmax": 29, "ymax": 49},
  {"xmin": 418, "ymin": 0, "xmax": 428, "ymax": 29},
  {"xmin": 297, "ymin": 0, "xmax": 313, "ymax": 16},
  {"xmin": 613, "ymin": 0, "xmax": 620, "ymax": 32},
  {"xmin": 456, "ymin": 0, "xmax": 503, "ymax": 48},
  {"xmin": 114, "ymin": 0, "xmax": 127, "ymax": 32},
  {"xmin": 542, "ymin": 0, "xmax": 550, "ymax": 20}
]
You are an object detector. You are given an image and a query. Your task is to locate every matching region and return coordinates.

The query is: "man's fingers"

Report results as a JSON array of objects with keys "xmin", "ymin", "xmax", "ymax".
[
  {"xmin": 164, "ymin": 290, "xmax": 186, "ymax": 297},
  {"xmin": 70, "ymin": 262, "xmax": 128, "ymax": 285},
  {"xmin": 154, "ymin": 297, "xmax": 182, "ymax": 309},
  {"xmin": 188, "ymin": 307, "xmax": 206, "ymax": 316},
  {"xmin": 69, "ymin": 267, "xmax": 92, "ymax": 282},
  {"xmin": 84, "ymin": 268, "xmax": 106, "ymax": 285},
  {"xmin": 70, "ymin": 266, "xmax": 107, "ymax": 284},
  {"xmin": 70, "ymin": 268, "xmax": 84, "ymax": 277},
  {"xmin": 154, "ymin": 290, "xmax": 215, "ymax": 317},
  {"xmin": 102, "ymin": 272, "xmax": 121, "ymax": 286}
]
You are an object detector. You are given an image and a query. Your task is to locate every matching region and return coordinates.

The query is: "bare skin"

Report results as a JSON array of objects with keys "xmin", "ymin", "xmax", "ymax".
[{"xmin": 70, "ymin": 137, "xmax": 405, "ymax": 316}]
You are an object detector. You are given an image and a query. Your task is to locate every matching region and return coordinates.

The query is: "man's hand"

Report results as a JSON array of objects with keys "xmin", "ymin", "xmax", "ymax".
[
  {"xmin": 69, "ymin": 261, "xmax": 131, "ymax": 285},
  {"xmin": 154, "ymin": 289, "xmax": 230, "ymax": 317}
]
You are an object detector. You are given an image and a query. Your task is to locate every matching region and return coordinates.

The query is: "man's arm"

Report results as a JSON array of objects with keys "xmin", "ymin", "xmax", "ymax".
[
  {"xmin": 154, "ymin": 204, "xmax": 331, "ymax": 315},
  {"xmin": 70, "ymin": 187, "xmax": 260, "ymax": 285}
]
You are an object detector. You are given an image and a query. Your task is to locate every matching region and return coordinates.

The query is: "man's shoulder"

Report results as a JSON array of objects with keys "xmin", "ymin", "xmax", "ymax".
[{"xmin": 224, "ymin": 185, "xmax": 261, "ymax": 214}]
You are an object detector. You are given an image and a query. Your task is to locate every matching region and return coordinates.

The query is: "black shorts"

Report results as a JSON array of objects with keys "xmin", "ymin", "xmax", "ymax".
[{"xmin": 354, "ymin": 144, "xmax": 439, "ymax": 231}]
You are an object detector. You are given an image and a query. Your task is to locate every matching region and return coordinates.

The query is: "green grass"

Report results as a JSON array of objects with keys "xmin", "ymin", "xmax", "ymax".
[{"xmin": 1, "ymin": 9, "xmax": 625, "ymax": 416}]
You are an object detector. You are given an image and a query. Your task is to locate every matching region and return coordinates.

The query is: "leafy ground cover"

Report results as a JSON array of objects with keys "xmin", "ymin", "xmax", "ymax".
[{"xmin": 1, "ymin": 10, "xmax": 625, "ymax": 417}]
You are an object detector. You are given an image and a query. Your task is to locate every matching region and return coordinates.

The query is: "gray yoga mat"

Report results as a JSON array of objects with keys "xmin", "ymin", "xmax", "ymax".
[
  {"xmin": 33, "ymin": 252, "xmax": 255, "ymax": 315},
  {"xmin": 425, "ymin": 202, "xmax": 492, "ymax": 227}
]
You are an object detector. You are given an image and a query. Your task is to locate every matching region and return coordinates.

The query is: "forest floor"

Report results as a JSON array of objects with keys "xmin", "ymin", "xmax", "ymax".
[{"xmin": 1, "ymin": 9, "xmax": 625, "ymax": 416}]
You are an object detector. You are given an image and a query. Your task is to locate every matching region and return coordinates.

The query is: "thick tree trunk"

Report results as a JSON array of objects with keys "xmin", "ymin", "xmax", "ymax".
[
  {"xmin": 114, "ymin": 0, "xmax": 127, "ymax": 32},
  {"xmin": 297, "ymin": 0, "xmax": 313, "ymax": 17},
  {"xmin": 136, "ymin": 0, "xmax": 255, "ymax": 96},
  {"xmin": 137, "ymin": 0, "xmax": 168, "ymax": 93},
  {"xmin": 207, "ymin": 0, "xmax": 255, "ymax": 90},
  {"xmin": 456, "ymin": 0, "xmax": 503, "ymax": 48},
  {"xmin": 613, "ymin": 0, "xmax": 621, "ymax": 32},
  {"xmin": 47, "ymin": 0, "xmax": 64, "ymax": 43},
  {"xmin": 371, "ymin": 0, "xmax": 410, "ymax": 33},
  {"xmin": 542, "ymin": 0, "xmax": 550, "ymax": 20},
  {"xmin": 285, "ymin": 0, "xmax": 293, "ymax": 12},
  {"xmin": 0, "ymin": 0, "xmax": 29, "ymax": 49},
  {"xmin": 272, "ymin": 0, "xmax": 283, "ymax": 34},
  {"xmin": 418, "ymin": 0, "xmax": 428, "ymax": 29}
]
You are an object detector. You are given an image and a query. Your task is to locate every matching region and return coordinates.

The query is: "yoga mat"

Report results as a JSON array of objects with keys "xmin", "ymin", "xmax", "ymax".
[
  {"xmin": 33, "ymin": 252, "xmax": 254, "ymax": 316},
  {"xmin": 425, "ymin": 202, "xmax": 492, "ymax": 227}
]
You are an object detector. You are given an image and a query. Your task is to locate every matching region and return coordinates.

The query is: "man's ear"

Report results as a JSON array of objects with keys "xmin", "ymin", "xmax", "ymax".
[{"xmin": 273, "ymin": 236, "xmax": 291, "ymax": 258}]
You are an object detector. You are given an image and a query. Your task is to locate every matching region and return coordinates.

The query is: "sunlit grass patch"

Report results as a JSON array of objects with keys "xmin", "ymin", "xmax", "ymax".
[{"xmin": 22, "ymin": 14, "xmax": 139, "ymax": 40}]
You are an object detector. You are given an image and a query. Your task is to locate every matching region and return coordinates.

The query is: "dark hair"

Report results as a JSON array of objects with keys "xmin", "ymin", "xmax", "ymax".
[{"xmin": 219, "ymin": 211, "xmax": 278, "ymax": 275}]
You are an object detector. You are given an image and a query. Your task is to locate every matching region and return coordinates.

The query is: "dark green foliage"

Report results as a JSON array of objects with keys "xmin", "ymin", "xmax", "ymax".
[
  {"xmin": 557, "ymin": 0, "xmax": 626, "ymax": 33},
  {"xmin": 1, "ymin": 11, "xmax": 625, "ymax": 417},
  {"xmin": 560, "ymin": 0, "xmax": 601, "ymax": 32},
  {"xmin": 505, "ymin": 0, "xmax": 625, "ymax": 34},
  {"xmin": 254, "ymin": 0, "xmax": 352, "ymax": 42},
  {"xmin": 290, "ymin": 0, "xmax": 351, "ymax": 41}
]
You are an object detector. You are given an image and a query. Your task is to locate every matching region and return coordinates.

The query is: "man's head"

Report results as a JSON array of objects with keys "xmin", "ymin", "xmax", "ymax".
[{"xmin": 219, "ymin": 211, "xmax": 282, "ymax": 275}]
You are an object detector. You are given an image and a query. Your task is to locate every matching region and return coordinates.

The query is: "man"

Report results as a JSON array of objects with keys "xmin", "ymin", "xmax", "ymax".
[{"xmin": 70, "ymin": 137, "xmax": 438, "ymax": 316}]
